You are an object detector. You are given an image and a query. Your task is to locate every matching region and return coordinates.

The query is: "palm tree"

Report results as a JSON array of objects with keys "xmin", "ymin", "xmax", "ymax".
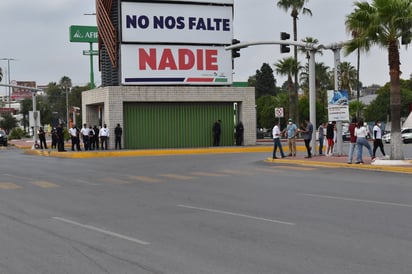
[
  {"xmin": 277, "ymin": 0, "xmax": 312, "ymax": 127},
  {"xmin": 274, "ymin": 57, "xmax": 301, "ymax": 120},
  {"xmin": 339, "ymin": 61, "xmax": 357, "ymax": 98},
  {"xmin": 345, "ymin": 0, "xmax": 412, "ymax": 160}
]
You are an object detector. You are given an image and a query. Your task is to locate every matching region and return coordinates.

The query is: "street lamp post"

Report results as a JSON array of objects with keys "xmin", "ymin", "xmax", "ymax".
[{"xmin": 0, "ymin": 58, "xmax": 15, "ymax": 112}]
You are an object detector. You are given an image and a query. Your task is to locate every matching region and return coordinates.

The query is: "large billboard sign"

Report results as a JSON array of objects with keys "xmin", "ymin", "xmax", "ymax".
[
  {"xmin": 121, "ymin": 2, "xmax": 233, "ymax": 44},
  {"xmin": 120, "ymin": 0, "xmax": 233, "ymax": 86},
  {"xmin": 121, "ymin": 44, "xmax": 232, "ymax": 85},
  {"xmin": 327, "ymin": 90, "xmax": 349, "ymax": 121},
  {"xmin": 150, "ymin": 0, "xmax": 233, "ymax": 3}
]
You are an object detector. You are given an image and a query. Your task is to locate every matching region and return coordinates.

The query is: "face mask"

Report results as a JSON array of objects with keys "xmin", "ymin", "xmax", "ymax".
[
  {"xmin": 378, "ymin": 123, "xmax": 381, "ymax": 127},
  {"xmin": 288, "ymin": 122, "xmax": 292, "ymax": 125}
]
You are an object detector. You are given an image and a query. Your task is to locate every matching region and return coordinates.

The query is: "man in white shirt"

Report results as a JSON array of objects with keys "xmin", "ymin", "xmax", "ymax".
[
  {"xmin": 372, "ymin": 120, "xmax": 386, "ymax": 158},
  {"xmin": 69, "ymin": 125, "xmax": 80, "ymax": 151},
  {"xmin": 80, "ymin": 124, "xmax": 90, "ymax": 151},
  {"xmin": 99, "ymin": 124, "xmax": 110, "ymax": 150},
  {"xmin": 272, "ymin": 121, "xmax": 285, "ymax": 159}
]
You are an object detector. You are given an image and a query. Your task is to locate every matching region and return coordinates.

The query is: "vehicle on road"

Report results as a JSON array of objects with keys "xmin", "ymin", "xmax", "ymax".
[
  {"xmin": 0, "ymin": 129, "xmax": 8, "ymax": 146},
  {"xmin": 381, "ymin": 128, "xmax": 412, "ymax": 144}
]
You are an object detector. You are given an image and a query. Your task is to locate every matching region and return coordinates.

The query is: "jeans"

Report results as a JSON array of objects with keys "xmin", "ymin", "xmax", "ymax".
[
  {"xmin": 272, "ymin": 138, "xmax": 285, "ymax": 158},
  {"xmin": 356, "ymin": 137, "xmax": 373, "ymax": 162},
  {"xmin": 319, "ymin": 137, "xmax": 324, "ymax": 154},
  {"xmin": 347, "ymin": 142, "xmax": 357, "ymax": 163}
]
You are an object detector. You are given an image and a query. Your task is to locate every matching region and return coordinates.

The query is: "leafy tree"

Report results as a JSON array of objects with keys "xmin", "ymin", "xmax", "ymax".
[
  {"xmin": 345, "ymin": 0, "xmax": 412, "ymax": 160},
  {"xmin": 277, "ymin": 0, "xmax": 312, "ymax": 128},
  {"xmin": 0, "ymin": 113, "xmax": 18, "ymax": 132},
  {"xmin": 274, "ymin": 57, "xmax": 302, "ymax": 120},
  {"xmin": 340, "ymin": 61, "xmax": 357, "ymax": 98},
  {"xmin": 254, "ymin": 63, "xmax": 277, "ymax": 98}
]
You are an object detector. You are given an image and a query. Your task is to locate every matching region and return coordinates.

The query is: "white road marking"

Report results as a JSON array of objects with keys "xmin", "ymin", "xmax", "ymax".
[
  {"xmin": 303, "ymin": 193, "xmax": 412, "ymax": 208},
  {"xmin": 52, "ymin": 217, "xmax": 150, "ymax": 245},
  {"xmin": 177, "ymin": 204, "xmax": 295, "ymax": 226}
]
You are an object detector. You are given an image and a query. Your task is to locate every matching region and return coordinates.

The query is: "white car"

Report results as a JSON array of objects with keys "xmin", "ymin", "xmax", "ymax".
[{"xmin": 382, "ymin": 128, "xmax": 412, "ymax": 144}]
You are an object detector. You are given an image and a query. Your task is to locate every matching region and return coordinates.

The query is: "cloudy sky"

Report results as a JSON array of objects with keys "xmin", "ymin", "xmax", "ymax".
[{"xmin": 1, "ymin": 0, "xmax": 411, "ymax": 96}]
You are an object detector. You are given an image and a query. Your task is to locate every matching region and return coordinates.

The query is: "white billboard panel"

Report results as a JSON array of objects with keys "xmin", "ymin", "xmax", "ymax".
[
  {"xmin": 121, "ymin": 2, "xmax": 233, "ymax": 44},
  {"xmin": 121, "ymin": 44, "xmax": 232, "ymax": 85},
  {"xmin": 146, "ymin": 0, "xmax": 233, "ymax": 3}
]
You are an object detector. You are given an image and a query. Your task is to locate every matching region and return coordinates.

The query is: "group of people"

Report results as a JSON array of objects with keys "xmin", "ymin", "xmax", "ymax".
[
  {"xmin": 272, "ymin": 118, "xmax": 313, "ymax": 159},
  {"xmin": 271, "ymin": 117, "xmax": 386, "ymax": 164},
  {"xmin": 43, "ymin": 123, "xmax": 123, "ymax": 151}
]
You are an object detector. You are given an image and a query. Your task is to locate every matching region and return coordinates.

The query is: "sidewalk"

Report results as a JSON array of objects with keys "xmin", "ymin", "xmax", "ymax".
[{"xmin": 9, "ymin": 138, "xmax": 412, "ymax": 174}]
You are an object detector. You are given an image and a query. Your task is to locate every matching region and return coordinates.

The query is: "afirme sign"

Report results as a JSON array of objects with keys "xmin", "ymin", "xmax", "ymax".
[{"xmin": 69, "ymin": 25, "xmax": 98, "ymax": 43}]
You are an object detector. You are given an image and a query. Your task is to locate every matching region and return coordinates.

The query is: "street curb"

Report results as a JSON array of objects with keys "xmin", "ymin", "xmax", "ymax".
[{"xmin": 264, "ymin": 158, "xmax": 412, "ymax": 174}]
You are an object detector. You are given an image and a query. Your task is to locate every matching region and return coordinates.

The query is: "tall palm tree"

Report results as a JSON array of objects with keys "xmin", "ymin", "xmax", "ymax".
[
  {"xmin": 345, "ymin": 0, "xmax": 412, "ymax": 160},
  {"xmin": 274, "ymin": 57, "xmax": 301, "ymax": 120},
  {"xmin": 277, "ymin": 0, "xmax": 312, "ymax": 127},
  {"xmin": 339, "ymin": 61, "xmax": 357, "ymax": 98}
]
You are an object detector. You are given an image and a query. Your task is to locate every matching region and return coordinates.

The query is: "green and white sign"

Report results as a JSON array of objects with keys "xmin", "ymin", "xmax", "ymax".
[
  {"xmin": 83, "ymin": 50, "xmax": 99, "ymax": 56},
  {"xmin": 69, "ymin": 25, "xmax": 98, "ymax": 43}
]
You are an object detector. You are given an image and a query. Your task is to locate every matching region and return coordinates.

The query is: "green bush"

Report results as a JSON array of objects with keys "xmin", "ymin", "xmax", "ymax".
[{"xmin": 8, "ymin": 127, "xmax": 27, "ymax": 140}]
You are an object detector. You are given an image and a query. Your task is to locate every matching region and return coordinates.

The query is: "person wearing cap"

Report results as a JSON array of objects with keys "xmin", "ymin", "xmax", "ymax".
[{"xmin": 286, "ymin": 118, "xmax": 298, "ymax": 156}]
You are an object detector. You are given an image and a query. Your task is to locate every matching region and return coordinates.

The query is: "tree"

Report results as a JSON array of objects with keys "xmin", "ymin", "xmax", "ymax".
[
  {"xmin": 274, "ymin": 57, "xmax": 301, "ymax": 120},
  {"xmin": 0, "ymin": 113, "xmax": 18, "ymax": 133},
  {"xmin": 277, "ymin": 0, "xmax": 312, "ymax": 128},
  {"xmin": 339, "ymin": 61, "xmax": 357, "ymax": 98},
  {"xmin": 255, "ymin": 63, "xmax": 277, "ymax": 98},
  {"xmin": 345, "ymin": 0, "xmax": 412, "ymax": 160}
]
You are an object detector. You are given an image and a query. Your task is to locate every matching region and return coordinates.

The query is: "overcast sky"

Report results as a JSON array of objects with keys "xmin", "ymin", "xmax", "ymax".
[{"xmin": 1, "ymin": 0, "xmax": 411, "ymax": 96}]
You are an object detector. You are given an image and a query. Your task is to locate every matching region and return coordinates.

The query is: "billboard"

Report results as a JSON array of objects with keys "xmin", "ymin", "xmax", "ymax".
[
  {"xmin": 148, "ymin": 0, "xmax": 233, "ymax": 3},
  {"xmin": 121, "ymin": 44, "xmax": 232, "ymax": 85},
  {"xmin": 327, "ymin": 90, "xmax": 349, "ymax": 121},
  {"xmin": 11, "ymin": 81, "xmax": 36, "ymax": 100},
  {"xmin": 121, "ymin": 2, "xmax": 233, "ymax": 44}
]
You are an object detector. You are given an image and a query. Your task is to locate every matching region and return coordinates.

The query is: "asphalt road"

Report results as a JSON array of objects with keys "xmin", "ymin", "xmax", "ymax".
[{"xmin": 0, "ymin": 147, "xmax": 411, "ymax": 273}]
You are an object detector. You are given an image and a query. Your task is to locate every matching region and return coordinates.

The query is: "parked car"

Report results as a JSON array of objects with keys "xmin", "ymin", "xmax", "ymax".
[
  {"xmin": 402, "ymin": 128, "xmax": 412, "ymax": 143},
  {"xmin": 0, "ymin": 129, "xmax": 8, "ymax": 146},
  {"xmin": 381, "ymin": 128, "xmax": 412, "ymax": 144}
]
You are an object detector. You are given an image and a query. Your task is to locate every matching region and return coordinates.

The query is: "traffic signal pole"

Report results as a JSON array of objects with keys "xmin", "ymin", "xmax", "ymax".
[{"xmin": 226, "ymin": 40, "xmax": 346, "ymax": 156}]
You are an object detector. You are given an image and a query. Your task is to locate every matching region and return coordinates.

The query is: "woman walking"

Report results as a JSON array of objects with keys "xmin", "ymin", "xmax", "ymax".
[{"xmin": 354, "ymin": 119, "xmax": 374, "ymax": 164}]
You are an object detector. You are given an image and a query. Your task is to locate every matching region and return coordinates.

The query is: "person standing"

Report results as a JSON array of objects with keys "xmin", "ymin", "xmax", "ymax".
[
  {"xmin": 326, "ymin": 121, "xmax": 336, "ymax": 156},
  {"xmin": 69, "ymin": 125, "xmax": 80, "ymax": 151},
  {"xmin": 301, "ymin": 119, "xmax": 313, "ymax": 158},
  {"xmin": 212, "ymin": 119, "xmax": 222, "ymax": 146},
  {"xmin": 372, "ymin": 120, "xmax": 386, "ymax": 158},
  {"xmin": 56, "ymin": 123, "xmax": 66, "ymax": 152},
  {"xmin": 51, "ymin": 127, "xmax": 57, "ymax": 149},
  {"xmin": 235, "ymin": 122, "xmax": 244, "ymax": 146},
  {"xmin": 80, "ymin": 124, "xmax": 90, "ymax": 151},
  {"xmin": 354, "ymin": 119, "xmax": 374, "ymax": 164},
  {"xmin": 93, "ymin": 125, "xmax": 100, "ymax": 150},
  {"xmin": 38, "ymin": 127, "xmax": 48, "ymax": 149},
  {"xmin": 88, "ymin": 126, "xmax": 95, "ymax": 150},
  {"xmin": 99, "ymin": 124, "xmax": 110, "ymax": 150},
  {"xmin": 115, "ymin": 123, "xmax": 123, "ymax": 149},
  {"xmin": 272, "ymin": 120, "xmax": 285, "ymax": 159},
  {"xmin": 347, "ymin": 117, "xmax": 358, "ymax": 164},
  {"xmin": 286, "ymin": 118, "xmax": 297, "ymax": 156},
  {"xmin": 318, "ymin": 122, "xmax": 325, "ymax": 155}
]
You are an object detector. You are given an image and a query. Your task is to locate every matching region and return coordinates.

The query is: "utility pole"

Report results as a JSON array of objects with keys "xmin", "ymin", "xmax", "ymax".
[{"xmin": 0, "ymin": 58, "xmax": 16, "ymax": 112}]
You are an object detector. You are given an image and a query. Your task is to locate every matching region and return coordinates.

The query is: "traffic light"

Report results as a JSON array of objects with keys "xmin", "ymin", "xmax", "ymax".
[
  {"xmin": 231, "ymin": 39, "xmax": 241, "ymax": 58},
  {"xmin": 280, "ymin": 32, "xmax": 290, "ymax": 53}
]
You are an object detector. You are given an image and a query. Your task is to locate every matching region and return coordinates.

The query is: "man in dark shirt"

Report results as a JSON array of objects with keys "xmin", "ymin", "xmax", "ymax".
[
  {"xmin": 115, "ymin": 124, "xmax": 123, "ymax": 149},
  {"xmin": 212, "ymin": 119, "xmax": 221, "ymax": 146}
]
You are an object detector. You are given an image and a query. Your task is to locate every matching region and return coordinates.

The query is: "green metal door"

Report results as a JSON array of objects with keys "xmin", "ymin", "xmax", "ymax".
[{"xmin": 124, "ymin": 102, "xmax": 234, "ymax": 149}]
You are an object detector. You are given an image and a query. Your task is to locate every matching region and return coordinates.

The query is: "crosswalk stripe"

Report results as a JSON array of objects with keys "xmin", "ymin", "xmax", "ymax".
[
  {"xmin": 160, "ymin": 174, "xmax": 194, "ymax": 180},
  {"xmin": 190, "ymin": 171, "xmax": 228, "ymax": 177},
  {"xmin": 30, "ymin": 181, "xmax": 59, "ymax": 188},
  {"xmin": 0, "ymin": 183, "xmax": 22, "ymax": 189},
  {"xmin": 129, "ymin": 176, "xmax": 162, "ymax": 183},
  {"xmin": 219, "ymin": 169, "xmax": 256, "ymax": 176}
]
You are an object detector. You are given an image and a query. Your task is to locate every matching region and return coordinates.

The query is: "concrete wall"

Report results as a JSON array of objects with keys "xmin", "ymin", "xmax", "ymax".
[{"xmin": 82, "ymin": 86, "xmax": 256, "ymax": 148}]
